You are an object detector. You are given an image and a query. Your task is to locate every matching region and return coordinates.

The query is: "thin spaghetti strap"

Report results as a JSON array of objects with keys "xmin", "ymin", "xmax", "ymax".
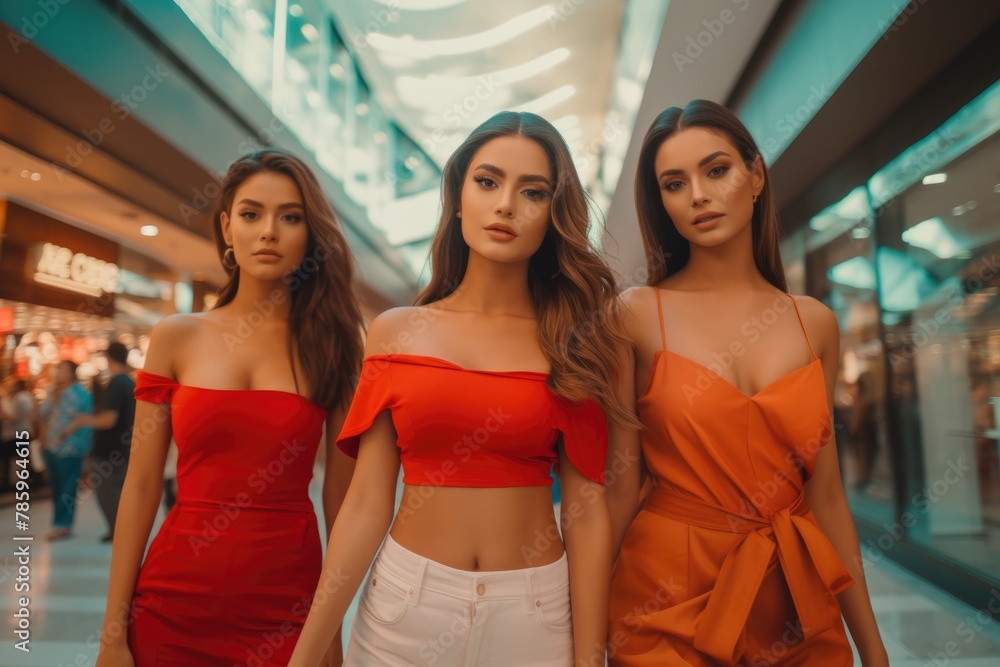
[
  {"xmin": 653, "ymin": 286, "xmax": 667, "ymax": 351},
  {"xmin": 788, "ymin": 295, "xmax": 818, "ymax": 360}
]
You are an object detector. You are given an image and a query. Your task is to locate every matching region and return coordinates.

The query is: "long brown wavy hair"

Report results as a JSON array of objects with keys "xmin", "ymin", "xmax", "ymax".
[
  {"xmin": 415, "ymin": 111, "xmax": 638, "ymax": 429},
  {"xmin": 212, "ymin": 150, "xmax": 363, "ymax": 413},
  {"xmin": 635, "ymin": 99, "xmax": 787, "ymax": 291}
]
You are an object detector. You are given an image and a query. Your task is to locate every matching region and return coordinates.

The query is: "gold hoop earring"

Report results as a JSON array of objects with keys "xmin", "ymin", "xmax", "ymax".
[{"xmin": 222, "ymin": 247, "xmax": 237, "ymax": 270}]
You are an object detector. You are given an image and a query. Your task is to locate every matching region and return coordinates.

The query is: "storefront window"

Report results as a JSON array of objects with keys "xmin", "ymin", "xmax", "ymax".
[
  {"xmin": 789, "ymin": 79, "xmax": 1000, "ymax": 586},
  {"xmin": 805, "ymin": 188, "xmax": 895, "ymax": 523},
  {"xmin": 0, "ymin": 202, "xmax": 169, "ymax": 389},
  {"xmin": 871, "ymin": 86, "xmax": 1000, "ymax": 578}
]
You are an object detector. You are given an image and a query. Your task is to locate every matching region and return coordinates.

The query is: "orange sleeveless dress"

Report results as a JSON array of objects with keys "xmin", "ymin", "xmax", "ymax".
[{"xmin": 609, "ymin": 289, "xmax": 855, "ymax": 666}]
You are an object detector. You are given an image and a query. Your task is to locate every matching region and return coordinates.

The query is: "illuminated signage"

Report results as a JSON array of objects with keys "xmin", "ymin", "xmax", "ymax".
[{"xmin": 33, "ymin": 243, "xmax": 119, "ymax": 296}]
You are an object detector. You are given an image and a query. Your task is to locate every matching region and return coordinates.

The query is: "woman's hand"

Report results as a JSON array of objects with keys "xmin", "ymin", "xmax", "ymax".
[
  {"xmin": 321, "ymin": 640, "xmax": 343, "ymax": 666},
  {"xmin": 95, "ymin": 641, "xmax": 136, "ymax": 667},
  {"xmin": 860, "ymin": 646, "xmax": 890, "ymax": 667},
  {"xmin": 63, "ymin": 415, "xmax": 84, "ymax": 436}
]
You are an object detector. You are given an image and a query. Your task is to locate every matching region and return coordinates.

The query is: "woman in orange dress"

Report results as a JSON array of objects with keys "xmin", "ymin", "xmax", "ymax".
[{"xmin": 607, "ymin": 100, "xmax": 889, "ymax": 666}]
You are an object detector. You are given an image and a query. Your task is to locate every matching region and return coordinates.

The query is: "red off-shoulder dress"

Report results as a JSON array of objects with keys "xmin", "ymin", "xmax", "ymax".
[{"xmin": 127, "ymin": 371, "xmax": 328, "ymax": 666}]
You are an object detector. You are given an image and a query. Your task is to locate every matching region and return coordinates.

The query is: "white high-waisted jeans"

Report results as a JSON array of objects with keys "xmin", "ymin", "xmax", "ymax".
[{"xmin": 345, "ymin": 535, "xmax": 574, "ymax": 666}]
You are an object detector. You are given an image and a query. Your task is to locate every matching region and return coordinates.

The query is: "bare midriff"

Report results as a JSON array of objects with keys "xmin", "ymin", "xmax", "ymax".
[{"xmin": 389, "ymin": 485, "xmax": 564, "ymax": 571}]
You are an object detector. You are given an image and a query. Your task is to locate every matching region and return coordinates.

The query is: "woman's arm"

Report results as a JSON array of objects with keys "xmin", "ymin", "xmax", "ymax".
[
  {"xmin": 318, "ymin": 406, "xmax": 355, "ymax": 665},
  {"xmin": 288, "ymin": 408, "xmax": 400, "ymax": 666},
  {"xmin": 322, "ymin": 406, "xmax": 354, "ymax": 537},
  {"xmin": 96, "ymin": 320, "xmax": 177, "ymax": 660},
  {"xmin": 801, "ymin": 298, "xmax": 888, "ymax": 667},
  {"xmin": 605, "ymin": 291, "xmax": 645, "ymax": 557},
  {"xmin": 559, "ymin": 448, "xmax": 612, "ymax": 667},
  {"xmin": 67, "ymin": 410, "xmax": 119, "ymax": 433}
]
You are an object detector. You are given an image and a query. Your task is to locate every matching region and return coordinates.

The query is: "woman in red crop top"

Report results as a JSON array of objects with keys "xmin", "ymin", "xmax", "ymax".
[
  {"xmin": 605, "ymin": 100, "xmax": 888, "ymax": 666},
  {"xmin": 289, "ymin": 112, "xmax": 638, "ymax": 666},
  {"xmin": 95, "ymin": 150, "xmax": 364, "ymax": 667}
]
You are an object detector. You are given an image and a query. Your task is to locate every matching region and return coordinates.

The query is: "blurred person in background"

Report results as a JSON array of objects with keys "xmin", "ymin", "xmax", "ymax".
[
  {"xmin": 1, "ymin": 376, "xmax": 35, "ymax": 492},
  {"xmin": 161, "ymin": 439, "xmax": 177, "ymax": 512},
  {"xmin": 65, "ymin": 342, "xmax": 136, "ymax": 542},
  {"xmin": 848, "ymin": 371, "xmax": 879, "ymax": 490},
  {"xmin": 39, "ymin": 360, "xmax": 93, "ymax": 540}
]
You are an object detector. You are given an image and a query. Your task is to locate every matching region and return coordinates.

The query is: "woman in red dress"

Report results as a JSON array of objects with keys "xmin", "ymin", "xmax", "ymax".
[{"xmin": 95, "ymin": 150, "xmax": 363, "ymax": 666}]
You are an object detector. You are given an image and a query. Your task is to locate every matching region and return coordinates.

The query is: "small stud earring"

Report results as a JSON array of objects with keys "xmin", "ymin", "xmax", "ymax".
[
  {"xmin": 456, "ymin": 211, "xmax": 462, "ymax": 218},
  {"xmin": 752, "ymin": 195, "xmax": 758, "ymax": 204}
]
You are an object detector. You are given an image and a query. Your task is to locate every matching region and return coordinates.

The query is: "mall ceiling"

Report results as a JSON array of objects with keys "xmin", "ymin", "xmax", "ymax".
[{"xmin": 325, "ymin": 0, "xmax": 627, "ymax": 184}]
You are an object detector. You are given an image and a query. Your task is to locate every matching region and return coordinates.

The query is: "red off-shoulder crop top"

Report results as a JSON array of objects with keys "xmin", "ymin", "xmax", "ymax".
[{"xmin": 336, "ymin": 354, "xmax": 608, "ymax": 487}]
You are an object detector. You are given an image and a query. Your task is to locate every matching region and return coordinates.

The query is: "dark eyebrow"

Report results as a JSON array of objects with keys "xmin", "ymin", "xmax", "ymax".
[
  {"xmin": 517, "ymin": 174, "xmax": 553, "ymax": 187},
  {"xmin": 473, "ymin": 163, "xmax": 552, "ymax": 188},
  {"xmin": 474, "ymin": 163, "xmax": 504, "ymax": 178},
  {"xmin": 657, "ymin": 151, "xmax": 733, "ymax": 179},
  {"xmin": 235, "ymin": 199, "xmax": 303, "ymax": 210}
]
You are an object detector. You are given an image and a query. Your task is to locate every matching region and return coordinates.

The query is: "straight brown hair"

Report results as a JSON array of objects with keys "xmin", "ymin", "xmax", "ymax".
[
  {"xmin": 416, "ymin": 111, "xmax": 638, "ymax": 429},
  {"xmin": 635, "ymin": 99, "xmax": 787, "ymax": 291},
  {"xmin": 212, "ymin": 150, "xmax": 363, "ymax": 413}
]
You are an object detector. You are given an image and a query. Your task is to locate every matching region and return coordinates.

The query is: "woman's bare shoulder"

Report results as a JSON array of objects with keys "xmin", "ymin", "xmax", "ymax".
[
  {"xmin": 362, "ymin": 307, "xmax": 437, "ymax": 356},
  {"xmin": 144, "ymin": 313, "xmax": 215, "ymax": 376},
  {"xmin": 790, "ymin": 295, "xmax": 839, "ymax": 355}
]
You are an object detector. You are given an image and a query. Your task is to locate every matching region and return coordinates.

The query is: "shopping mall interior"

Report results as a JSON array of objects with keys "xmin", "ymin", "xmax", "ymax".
[{"xmin": 1, "ymin": 0, "xmax": 999, "ymax": 665}]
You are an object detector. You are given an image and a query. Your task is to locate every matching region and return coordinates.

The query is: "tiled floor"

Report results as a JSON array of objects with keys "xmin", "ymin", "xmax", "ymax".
[{"xmin": 1, "ymin": 468, "xmax": 999, "ymax": 666}]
